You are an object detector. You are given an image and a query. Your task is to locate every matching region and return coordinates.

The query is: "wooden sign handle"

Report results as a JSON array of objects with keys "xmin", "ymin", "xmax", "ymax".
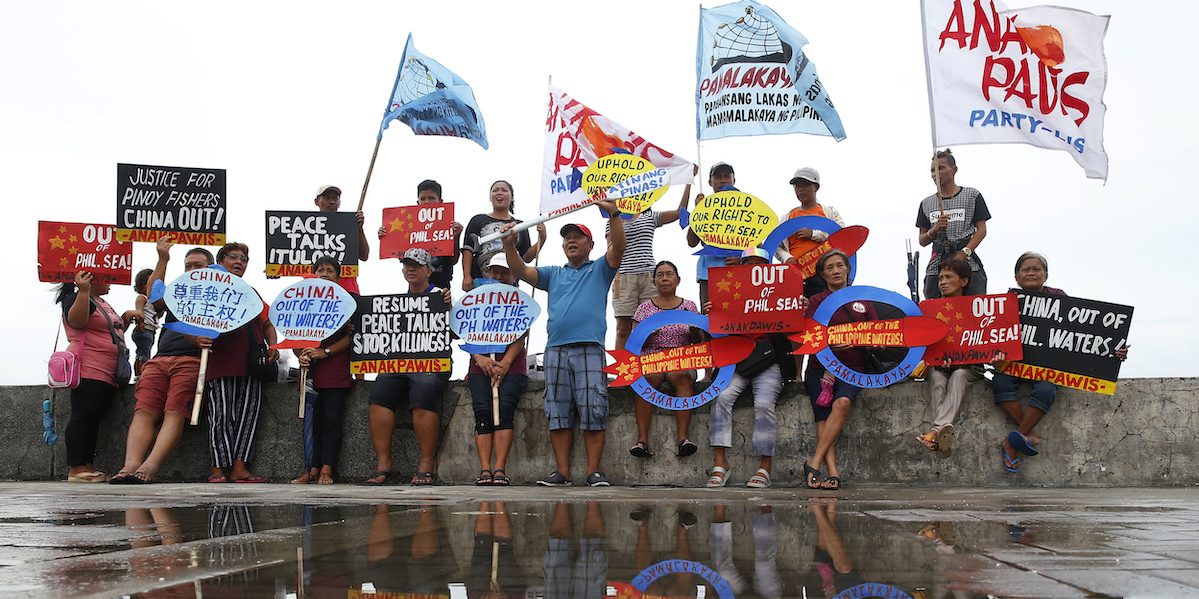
[
  {"xmin": 298, "ymin": 364, "xmax": 308, "ymax": 419},
  {"xmin": 190, "ymin": 348, "xmax": 210, "ymax": 426}
]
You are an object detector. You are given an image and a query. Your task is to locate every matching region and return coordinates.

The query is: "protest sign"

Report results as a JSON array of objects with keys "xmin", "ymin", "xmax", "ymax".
[
  {"xmin": 697, "ymin": 0, "xmax": 846, "ymax": 142},
  {"xmin": 380, "ymin": 203, "xmax": 455, "ymax": 259},
  {"xmin": 450, "ymin": 283, "xmax": 541, "ymax": 355},
  {"xmin": 265, "ymin": 211, "xmax": 360, "ymax": 278},
  {"xmin": 115, "ymin": 163, "xmax": 226, "ymax": 245},
  {"xmin": 268, "ymin": 276, "xmax": 356, "ymax": 349},
  {"xmin": 605, "ymin": 310, "xmax": 747, "ymax": 410},
  {"xmin": 38, "ymin": 221, "xmax": 132, "ymax": 285},
  {"xmin": 540, "ymin": 86, "xmax": 694, "ymax": 218},
  {"xmin": 161, "ymin": 266, "xmax": 263, "ymax": 337},
  {"xmin": 689, "ymin": 189, "xmax": 778, "ymax": 254},
  {"xmin": 1000, "ymin": 290, "xmax": 1132, "ymax": 394},
  {"xmin": 708, "ymin": 263, "xmax": 804, "ymax": 334},
  {"xmin": 581, "ymin": 154, "xmax": 669, "ymax": 216},
  {"xmin": 791, "ymin": 286, "xmax": 943, "ymax": 388},
  {"xmin": 920, "ymin": 293, "xmax": 1022, "ymax": 366},
  {"xmin": 922, "ymin": 0, "xmax": 1109, "ymax": 179},
  {"xmin": 629, "ymin": 560, "xmax": 735, "ymax": 599},
  {"xmin": 760, "ymin": 215, "xmax": 859, "ymax": 283},
  {"xmin": 350, "ymin": 293, "xmax": 451, "ymax": 374}
]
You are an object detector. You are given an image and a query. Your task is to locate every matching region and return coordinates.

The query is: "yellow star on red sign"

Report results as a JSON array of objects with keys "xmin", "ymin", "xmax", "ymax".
[
  {"xmin": 715, "ymin": 279, "xmax": 732, "ymax": 293},
  {"xmin": 798, "ymin": 328, "xmax": 824, "ymax": 346},
  {"xmin": 69, "ymin": 234, "xmax": 78, "ymax": 243},
  {"xmin": 724, "ymin": 270, "xmax": 735, "ymax": 279},
  {"xmin": 955, "ymin": 312, "xmax": 964, "ymax": 320},
  {"xmin": 734, "ymin": 281, "xmax": 742, "ymax": 289},
  {"xmin": 58, "ymin": 225, "xmax": 67, "ymax": 233},
  {"xmin": 59, "ymin": 257, "xmax": 70, "ymax": 267},
  {"xmin": 721, "ymin": 301, "xmax": 730, "ymax": 309},
  {"xmin": 48, "ymin": 236, "xmax": 66, "ymax": 250},
  {"xmin": 389, "ymin": 218, "xmax": 407, "ymax": 232},
  {"xmin": 955, "ymin": 325, "xmax": 963, "ymax": 332},
  {"xmin": 733, "ymin": 293, "xmax": 741, "ymax": 300},
  {"xmin": 615, "ymin": 361, "xmax": 635, "ymax": 379},
  {"xmin": 68, "ymin": 246, "xmax": 78, "ymax": 255}
]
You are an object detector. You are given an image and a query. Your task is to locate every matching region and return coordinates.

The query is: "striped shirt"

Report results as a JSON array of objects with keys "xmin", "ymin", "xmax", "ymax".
[{"xmin": 605, "ymin": 210, "xmax": 664, "ymax": 274}]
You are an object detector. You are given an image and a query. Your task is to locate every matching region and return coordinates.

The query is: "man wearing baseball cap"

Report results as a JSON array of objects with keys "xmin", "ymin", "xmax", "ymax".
[
  {"xmin": 501, "ymin": 199, "xmax": 625, "ymax": 487},
  {"xmin": 779, "ymin": 167, "xmax": 845, "ymax": 297},
  {"xmin": 365, "ymin": 247, "xmax": 453, "ymax": 486},
  {"xmin": 314, "ymin": 185, "xmax": 370, "ymax": 294},
  {"xmin": 686, "ymin": 162, "xmax": 740, "ymax": 306}
]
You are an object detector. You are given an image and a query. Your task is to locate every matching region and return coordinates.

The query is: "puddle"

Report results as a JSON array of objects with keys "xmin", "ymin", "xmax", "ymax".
[{"xmin": 1, "ymin": 494, "xmax": 1198, "ymax": 598}]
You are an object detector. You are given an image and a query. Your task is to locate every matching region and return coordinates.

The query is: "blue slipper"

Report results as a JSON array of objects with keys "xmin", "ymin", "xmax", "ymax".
[
  {"xmin": 1001, "ymin": 448, "xmax": 1020, "ymax": 473},
  {"xmin": 1007, "ymin": 430, "xmax": 1038, "ymax": 456}
]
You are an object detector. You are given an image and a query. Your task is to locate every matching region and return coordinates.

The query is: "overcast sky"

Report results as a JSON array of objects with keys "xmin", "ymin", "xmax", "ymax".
[{"xmin": 4, "ymin": 0, "xmax": 1195, "ymax": 385}]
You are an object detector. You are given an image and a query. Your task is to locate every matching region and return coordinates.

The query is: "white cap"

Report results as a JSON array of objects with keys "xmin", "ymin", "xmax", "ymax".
[
  {"xmin": 485, "ymin": 253, "xmax": 511, "ymax": 271},
  {"xmin": 789, "ymin": 167, "xmax": 820, "ymax": 186}
]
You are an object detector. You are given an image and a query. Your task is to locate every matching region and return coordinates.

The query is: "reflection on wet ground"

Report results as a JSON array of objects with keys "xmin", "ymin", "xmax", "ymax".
[{"xmin": 2, "ymin": 485, "xmax": 1199, "ymax": 598}]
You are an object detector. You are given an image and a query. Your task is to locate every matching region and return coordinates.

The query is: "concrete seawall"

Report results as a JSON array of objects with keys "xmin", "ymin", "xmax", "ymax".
[{"xmin": 4, "ymin": 377, "xmax": 1195, "ymax": 486}]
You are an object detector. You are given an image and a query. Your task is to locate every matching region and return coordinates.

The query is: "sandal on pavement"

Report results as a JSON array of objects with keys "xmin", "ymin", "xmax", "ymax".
[
  {"xmin": 676, "ymin": 439, "xmax": 698, "ymax": 457},
  {"xmin": 411, "ymin": 472, "xmax": 437, "ymax": 486},
  {"xmin": 821, "ymin": 476, "xmax": 841, "ymax": 491},
  {"xmin": 317, "ymin": 472, "xmax": 334, "ymax": 485},
  {"xmin": 232, "ymin": 474, "xmax": 269, "ymax": 483},
  {"xmin": 68, "ymin": 471, "xmax": 109, "ymax": 483},
  {"xmin": 365, "ymin": 470, "xmax": 399, "ymax": 486},
  {"xmin": 938, "ymin": 424, "xmax": 955, "ymax": 458},
  {"xmin": 476, "ymin": 470, "xmax": 493, "ymax": 486},
  {"xmin": 108, "ymin": 471, "xmax": 139, "ymax": 485},
  {"xmin": 1001, "ymin": 447, "xmax": 1020, "ymax": 473},
  {"xmin": 1008, "ymin": 430, "xmax": 1038, "ymax": 456},
  {"xmin": 706, "ymin": 466, "xmax": 729, "ymax": 488},
  {"xmin": 805, "ymin": 464, "xmax": 822, "ymax": 489},
  {"xmin": 290, "ymin": 472, "xmax": 314, "ymax": 484},
  {"xmin": 491, "ymin": 470, "xmax": 510, "ymax": 486},
  {"xmin": 917, "ymin": 431, "xmax": 939, "ymax": 451},
  {"xmin": 208, "ymin": 475, "xmax": 227, "ymax": 483},
  {"xmin": 746, "ymin": 468, "xmax": 771, "ymax": 488},
  {"xmin": 629, "ymin": 441, "xmax": 654, "ymax": 458}
]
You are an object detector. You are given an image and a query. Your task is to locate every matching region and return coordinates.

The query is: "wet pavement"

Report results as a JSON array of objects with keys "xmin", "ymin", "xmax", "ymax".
[{"xmin": 1, "ymin": 484, "xmax": 1198, "ymax": 598}]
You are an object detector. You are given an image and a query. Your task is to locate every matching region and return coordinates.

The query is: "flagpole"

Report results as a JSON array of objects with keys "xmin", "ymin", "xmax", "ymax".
[{"xmin": 357, "ymin": 137, "xmax": 383, "ymax": 212}]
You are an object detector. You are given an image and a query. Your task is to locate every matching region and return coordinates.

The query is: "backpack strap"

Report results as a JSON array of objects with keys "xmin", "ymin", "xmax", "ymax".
[{"xmin": 91, "ymin": 298, "xmax": 126, "ymax": 350}]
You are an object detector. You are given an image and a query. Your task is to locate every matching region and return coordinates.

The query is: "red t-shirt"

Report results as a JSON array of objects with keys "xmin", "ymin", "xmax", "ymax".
[{"xmin": 311, "ymin": 328, "xmax": 352, "ymax": 389}]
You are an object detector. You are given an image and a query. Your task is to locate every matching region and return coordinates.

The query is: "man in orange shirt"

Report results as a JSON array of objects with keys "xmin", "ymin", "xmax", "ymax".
[{"xmin": 780, "ymin": 167, "xmax": 845, "ymax": 297}]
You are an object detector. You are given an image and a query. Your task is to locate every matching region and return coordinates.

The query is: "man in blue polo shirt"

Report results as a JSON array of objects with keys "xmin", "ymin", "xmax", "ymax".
[{"xmin": 501, "ymin": 199, "xmax": 625, "ymax": 487}]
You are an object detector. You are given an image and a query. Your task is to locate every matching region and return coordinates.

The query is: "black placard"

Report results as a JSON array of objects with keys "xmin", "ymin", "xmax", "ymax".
[
  {"xmin": 1014, "ymin": 289, "xmax": 1133, "ymax": 381},
  {"xmin": 265, "ymin": 211, "xmax": 360, "ymax": 277},
  {"xmin": 116, "ymin": 163, "xmax": 227, "ymax": 245},
  {"xmin": 350, "ymin": 293, "xmax": 451, "ymax": 373}
]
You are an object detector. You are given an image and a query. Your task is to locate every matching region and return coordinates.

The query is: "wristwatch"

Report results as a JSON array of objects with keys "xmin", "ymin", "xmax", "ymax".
[{"xmin": 961, "ymin": 247, "xmax": 973, "ymax": 258}]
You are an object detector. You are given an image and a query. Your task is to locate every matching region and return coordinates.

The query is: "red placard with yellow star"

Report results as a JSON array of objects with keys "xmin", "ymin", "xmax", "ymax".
[
  {"xmin": 37, "ymin": 221, "xmax": 132, "ymax": 285},
  {"xmin": 380, "ymin": 203, "xmax": 455, "ymax": 260},
  {"xmin": 919, "ymin": 293, "xmax": 1022, "ymax": 366},
  {"xmin": 708, "ymin": 263, "xmax": 805, "ymax": 334}
]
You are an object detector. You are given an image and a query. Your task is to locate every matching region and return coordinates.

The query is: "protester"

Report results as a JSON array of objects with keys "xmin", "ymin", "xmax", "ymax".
[
  {"xmin": 466, "ymin": 254, "xmax": 529, "ymax": 486},
  {"xmin": 779, "ymin": 167, "xmax": 846, "ymax": 298},
  {"xmin": 290, "ymin": 257, "xmax": 353, "ymax": 485},
  {"xmin": 461, "ymin": 180, "xmax": 545, "ymax": 291},
  {"xmin": 501, "ymin": 198, "xmax": 625, "ymax": 487},
  {"xmin": 608, "ymin": 173, "xmax": 691, "ymax": 351},
  {"xmin": 313, "ymin": 185, "xmax": 369, "ymax": 293},
  {"xmin": 628, "ymin": 260, "xmax": 701, "ymax": 460},
  {"xmin": 110, "ymin": 238, "xmax": 213, "ymax": 484},
  {"xmin": 55, "ymin": 270, "xmax": 138, "ymax": 482},
  {"xmin": 366, "ymin": 248, "xmax": 453, "ymax": 485},
  {"xmin": 687, "ymin": 162, "xmax": 738, "ymax": 306},
  {"xmin": 131, "ymin": 268, "xmax": 159, "ymax": 377},
  {"xmin": 704, "ymin": 248, "xmax": 795, "ymax": 489},
  {"xmin": 916, "ymin": 149, "xmax": 990, "ymax": 299},
  {"xmin": 916, "ymin": 258, "xmax": 983, "ymax": 458},
  {"xmin": 995, "ymin": 252, "xmax": 1129, "ymax": 473},
  {"xmin": 200, "ymin": 242, "xmax": 278, "ymax": 483},
  {"xmin": 376, "ymin": 179, "xmax": 464, "ymax": 290},
  {"xmin": 803, "ymin": 249, "xmax": 877, "ymax": 491}
]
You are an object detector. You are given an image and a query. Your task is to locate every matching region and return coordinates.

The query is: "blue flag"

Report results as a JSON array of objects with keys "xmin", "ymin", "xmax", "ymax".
[
  {"xmin": 379, "ymin": 33, "xmax": 489, "ymax": 149},
  {"xmin": 697, "ymin": 0, "xmax": 846, "ymax": 141}
]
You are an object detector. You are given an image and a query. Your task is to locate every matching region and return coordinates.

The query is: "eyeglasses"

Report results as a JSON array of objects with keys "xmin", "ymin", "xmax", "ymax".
[{"xmin": 225, "ymin": 253, "xmax": 250, "ymax": 263}]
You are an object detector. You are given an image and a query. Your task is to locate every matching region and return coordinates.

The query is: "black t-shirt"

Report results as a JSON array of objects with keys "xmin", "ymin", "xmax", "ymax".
[
  {"xmin": 465, "ymin": 214, "xmax": 530, "ymax": 280},
  {"xmin": 154, "ymin": 309, "xmax": 201, "ymax": 357}
]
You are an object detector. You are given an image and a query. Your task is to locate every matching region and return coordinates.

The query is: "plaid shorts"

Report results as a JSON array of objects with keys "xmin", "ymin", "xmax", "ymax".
[{"xmin": 543, "ymin": 343, "xmax": 609, "ymax": 431}]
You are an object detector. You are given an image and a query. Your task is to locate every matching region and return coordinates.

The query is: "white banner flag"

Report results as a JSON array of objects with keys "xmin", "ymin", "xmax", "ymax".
[
  {"xmin": 540, "ymin": 86, "xmax": 694, "ymax": 217},
  {"xmin": 922, "ymin": 1, "xmax": 1110, "ymax": 180}
]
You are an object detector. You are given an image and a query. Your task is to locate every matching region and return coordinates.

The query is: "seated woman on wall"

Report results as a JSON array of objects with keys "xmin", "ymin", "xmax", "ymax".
[
  {"xmin": 994, "ymin": 251, "xmax": 1129, "ymax": 473},
  {"xmin": 803, "ymin": 249, "xmax": 878, "ymax": 491},
  {"xmin": 917, "ymin": 258, "xmax": 985, "ymax": 458},
  {"xmin": 628, "ymin": 260, "xmax": 702, "ymax": 460}
]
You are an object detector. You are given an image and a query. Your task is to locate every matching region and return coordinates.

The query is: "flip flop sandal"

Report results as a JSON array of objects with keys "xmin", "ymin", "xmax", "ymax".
[
  {"xmin": 746, "ymin": 468, "xmax": 771, "ymax": 488},
  {"xmin": 68, "ymin": 471, "xmax": 109, "ymax": 483},
  {"xmin": 917, "ymin": 432, "xmax": 939, "ymax": 451},
  {"xmin": 1008, "ymin": 430, "xmax": 1038, "ymax": 456},
  {"xmin": 364, "ymin": 471, "xmax": 398, "ymax": 486},
  {"xmin": 805, "ymin": 464, "xmax": 822, "ymax": 489},
  {"xmin": 232, "ymin": 474, "xmax": 269, "ymax": 483},
  {"xmin": 108, "ymin": 472, "xmax": 139, "ymax": 485},
  {"xmin": 676, "ymin": 439, "xmax": 698, "ymax": 457},
  {"xmin": 208, "ymin": 475, "xmax": 228, "ymax": 483},
  {"xmin": 476, "ymin": 470, "xmax": 493, "ymax": 485},
  {"xmin": 705, "ymin": 466, "xmax": 729, "ymax": 488},
  {"xmin": 629, "ymin": 441, "xmax": 654, "ymax": 458},
  {"xmin": 938, "ymin": 424, "xmax": 955, "ymax": 458},
  {"xmin": 1001, "ymin": 448, "xmax": 1020, "ymax": 473}
]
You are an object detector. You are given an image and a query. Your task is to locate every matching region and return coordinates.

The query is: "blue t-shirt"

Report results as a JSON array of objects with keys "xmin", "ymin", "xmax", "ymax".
[
  {"xmin": 696, "ymin": 255, "xmax": 726, "ymax": 282},
  {"xmin": 535, "ymin": 258, "xmax": 618, "ymax": 347}
]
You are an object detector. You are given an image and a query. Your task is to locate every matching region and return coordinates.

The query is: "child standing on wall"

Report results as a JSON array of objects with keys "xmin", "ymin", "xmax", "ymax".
[{"xmin": 132, "ymin": 268, "xmax": 160, "ymax": 377}]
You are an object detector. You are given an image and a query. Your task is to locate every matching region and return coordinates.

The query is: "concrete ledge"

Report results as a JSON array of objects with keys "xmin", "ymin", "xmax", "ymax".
[{"xmin": 4, "ymin": 377, "xmax": 1195, "ymax": 486}]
